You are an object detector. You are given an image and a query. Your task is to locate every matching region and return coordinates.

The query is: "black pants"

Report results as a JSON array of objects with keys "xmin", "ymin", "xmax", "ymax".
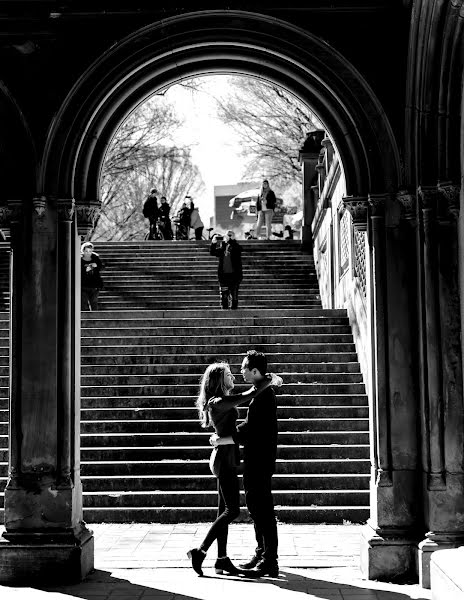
[
  {"xmin": 200, "ymin": 461, "xmax": 240, "ymax": 556},
  {"xmin": 219, "ymin": 275, "xmax": 240, "ymax": 309},
  {"xmin": 194, "ymin": 226, "xmax": 204, "ymax": 240},
  {"xmin": 243, "ymin": 468, "xmax": 278, "ymax": 562},
  {"xmin": 81, "ymin": 287, "xmax": 100, "ymax": 311}
]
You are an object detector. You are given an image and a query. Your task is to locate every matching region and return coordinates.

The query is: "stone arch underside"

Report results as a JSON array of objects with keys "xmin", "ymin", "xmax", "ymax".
[{"xmin": 41, "ymin": 10, "xmax": 401, "ymax": 209}]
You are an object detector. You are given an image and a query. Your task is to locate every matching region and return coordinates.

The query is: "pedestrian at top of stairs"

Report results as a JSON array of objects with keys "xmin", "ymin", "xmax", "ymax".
[
  {"xmin": 81, "ymin": 241, "xmax": 104, "ymax": 311},
  {"xmin": 210, "ymin": 231, "xmax": 243, "ymax": 310},
  {"xmin": 143, "ymin": 187, "xmax": 160, "ymax": 240},
  {"xmin": 187, "ymin": 361, "xmax": 273, "ymax": 577},
  {"xmin": 254, "ymin": 179, "xmax": 277, "ymax": 240},
  {"xmin": 189, "ymin": 200, "xmax": 204, "ymax": 240}
]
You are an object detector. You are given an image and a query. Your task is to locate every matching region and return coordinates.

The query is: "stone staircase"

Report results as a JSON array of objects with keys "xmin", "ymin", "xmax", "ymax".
[{"xmin": 0, "ymin": 240, "xmax": 370, "ymax": 523}]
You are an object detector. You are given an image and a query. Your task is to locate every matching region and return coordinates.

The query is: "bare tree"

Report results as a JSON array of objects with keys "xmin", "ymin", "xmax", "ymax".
[
  {"xmin": 214, "ymin": 76, "xmax": 321, "ymax": 193},
  {"xmin": 93, "ymin": 95, "xmax": 204, "ymax": 241}
]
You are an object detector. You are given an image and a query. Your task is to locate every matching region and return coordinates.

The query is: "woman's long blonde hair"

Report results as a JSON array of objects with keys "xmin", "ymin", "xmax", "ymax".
[{"xmin": 196, "ymin": 362, "xmax": 230, "ymax": 428}]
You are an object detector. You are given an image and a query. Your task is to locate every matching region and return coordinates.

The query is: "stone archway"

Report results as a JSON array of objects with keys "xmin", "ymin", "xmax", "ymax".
[{"xmin": 1, "ymin": 10, "xmax": 402, "ymax": 584}]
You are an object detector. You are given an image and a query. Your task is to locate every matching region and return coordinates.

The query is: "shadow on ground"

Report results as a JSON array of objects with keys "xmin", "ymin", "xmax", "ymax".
[{"xmin": 24, "ymin": 567, "xmax": 432, "ymax": 600}]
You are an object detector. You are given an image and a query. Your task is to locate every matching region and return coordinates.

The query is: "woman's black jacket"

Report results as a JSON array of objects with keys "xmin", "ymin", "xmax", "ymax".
[{"xmin": 256, "ymin": 190, "xmax": 277, "ymax": 212}]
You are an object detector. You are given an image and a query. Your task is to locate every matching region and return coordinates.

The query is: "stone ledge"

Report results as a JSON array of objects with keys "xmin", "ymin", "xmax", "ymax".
[{"xmin": 431, "ymin": 547, "xmax": 464, "ymax": 599}]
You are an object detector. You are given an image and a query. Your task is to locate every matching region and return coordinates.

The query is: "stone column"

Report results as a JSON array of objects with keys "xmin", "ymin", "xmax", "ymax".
[
  {"xmin": 298, "ymin": 130, "xmax": 324, "ymax": 251},
  {"xmin": 0, "ymin": 196, "xmax": 93, "ymax": 584},
  {"xmin": 346, "ymin": 193, "xmax": 419, "ymax": 581},
  {"xmin": 417, "ymin": 183, "xmax": 464, "ymax": 588}
]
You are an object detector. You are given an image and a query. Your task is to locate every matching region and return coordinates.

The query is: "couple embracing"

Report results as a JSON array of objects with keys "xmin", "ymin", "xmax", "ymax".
[{"xmin": 187, "ymin": 350, "xmax": 282, "ymax": 578}]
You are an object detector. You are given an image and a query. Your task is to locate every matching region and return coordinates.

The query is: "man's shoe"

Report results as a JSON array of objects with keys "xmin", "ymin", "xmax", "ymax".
[
  {"xmin": 239, "ymin": 552, "xmax": 262, "ymax": 569},
  {"xmin": 187, "ymin": 548, "xmax": 205, "ymax": 576},
  {"xmin": 251, "ymin": 558, "xmax": 279, "ymax": 577}
]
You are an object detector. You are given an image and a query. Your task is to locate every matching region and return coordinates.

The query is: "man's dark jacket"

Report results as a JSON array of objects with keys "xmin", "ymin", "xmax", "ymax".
[
  {"xmin": 210, "ymin": 239, "xmax": 243, "ymax": 284},
  {"xmin": 143, "ymin": 194, "xmax": 159, "ymax": 219},
  {"xmin": 235, "ymin": 385, "xmax": 278, "ymax": 474}
]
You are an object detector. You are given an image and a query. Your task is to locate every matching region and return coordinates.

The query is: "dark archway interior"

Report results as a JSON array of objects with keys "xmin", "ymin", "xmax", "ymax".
[{"xmin": 41, "ymin": 11, "xmax": 401, "ymax": 203}]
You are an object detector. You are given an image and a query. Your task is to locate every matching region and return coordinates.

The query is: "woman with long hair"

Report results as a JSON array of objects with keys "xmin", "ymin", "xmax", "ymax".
[
  {"xmin": 254, "ymin": 179, "xmax": 277, "ymax": 240},
  {"xmin": 186, "ymin": 362, "xmax": 271, "ymax": 577}
]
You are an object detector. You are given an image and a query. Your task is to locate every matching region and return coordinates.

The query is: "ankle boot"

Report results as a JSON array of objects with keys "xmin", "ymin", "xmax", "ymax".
[
  {"xmin": 214, "ymin": 556, "xmax": 241, "ymax": 575},
  {"xmin": 187, "ymin": 548, "xmax": 205, "ymax": 576}
]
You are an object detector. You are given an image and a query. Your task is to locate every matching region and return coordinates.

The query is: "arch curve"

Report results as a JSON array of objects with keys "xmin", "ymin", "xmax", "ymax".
[{"xmin": 42, "ymin": 10, "xmax": 401, "ymax": 201}]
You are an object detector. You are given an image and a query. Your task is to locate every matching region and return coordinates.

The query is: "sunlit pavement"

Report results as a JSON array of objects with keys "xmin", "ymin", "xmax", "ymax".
[{"xmin": 0, "ymin": 523, "xmax": 431, "ymax": 599}]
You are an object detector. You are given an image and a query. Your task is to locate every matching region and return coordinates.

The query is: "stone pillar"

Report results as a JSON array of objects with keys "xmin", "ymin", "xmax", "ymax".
[
  {"xmin": 345, "ymin": 193, "xmax": 419, "ymax": 581},
  {"xmin": 417, "ymin": 183, "xmax": 464, "ymax": 588},
  {"xmin": 0, "ymin": 196, "xmax": 93, "ymax": 584},
  {"xmin": 298, "ymin": 130, "xmax": 325, "ymax": 251}
]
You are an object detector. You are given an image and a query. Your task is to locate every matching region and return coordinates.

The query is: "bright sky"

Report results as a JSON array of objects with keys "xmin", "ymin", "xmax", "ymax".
[{"xmin": 162, "ymin": 76, "xmax": 247, "ymax": 224}]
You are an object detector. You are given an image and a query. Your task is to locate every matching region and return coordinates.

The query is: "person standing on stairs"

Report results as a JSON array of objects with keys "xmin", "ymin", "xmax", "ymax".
[
  {"xmin": 80, "ymin": 242, "xmax": 104, "ymax": 311},
  {"xmin": 142, "ymin": 187, "xmax": 160, "ymax": 240},
  {"xmin": 253, "ymin": 179, "xmax": 277, "ymax": 240},
  {"xmin": 210, "ymin": 230, "xmax": 243, "ymax": 310},
  {"xmin": 187, "ymin": 361, "xmax": 273, "ymax": 577}
]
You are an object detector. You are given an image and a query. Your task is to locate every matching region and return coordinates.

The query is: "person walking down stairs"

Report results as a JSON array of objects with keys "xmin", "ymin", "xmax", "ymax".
[
  {"xmin": 210, "ymin": 231, "xmax": 243, "ymax": 310},
  {"xmin": 80, "ymin": 242, "xmax": 104, "ymax": 311}
]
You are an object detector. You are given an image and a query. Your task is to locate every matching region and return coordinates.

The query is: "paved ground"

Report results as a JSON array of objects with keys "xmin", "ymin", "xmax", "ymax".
[{"xmin": 0, "ymin": 523, "xmax": 432, "ymax": 599}]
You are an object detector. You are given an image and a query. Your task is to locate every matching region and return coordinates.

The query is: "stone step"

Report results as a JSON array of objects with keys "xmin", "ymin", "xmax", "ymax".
[
  {"xmin": 81, "ymin": 325, "xmax": 350, "ymax": 337},
  {"xmin": 80, "ymin": 372, "xmax": 363, "ymax": 386},
  {"xmin": 80, "ymin": 315, "xmax": 347, "ymax": 327},
  {"xmin": 77, "ymin": 458, "xmax": 371, "ymax": 476},
  {"xmin": 80, "ymin": 383, "xmax": 367, "ymax": 396},
  {"xmin": 80, "ymin": 352, "xmax": 359, "ymax": 365},
  {"xmin": 0, "ymin": 444, "xmax": 369, "ymax": 462},
  {"xmin": 80, "ymin": 343, "xmax": 356, "ymax": 356},
  {"xmin": 0, "ymin": 503, "xmax": 369, "ymax": 524},
  {"xmin": 78, "ymin": 405, "xmax": 369, "ymax": 420},
  {"xmin": 95, "ymin": 301, "xmax": 321, "ymax": 309},
  {"xmin": 0, "ymin": 394, "xmax": 368, "ymax": 410},
  {"xmin": 80, "ymin": 431, "xmax": 369, "ymax": 447},
  {"xmin": 79, "ymin": 489, "xmax": 369, "ymax": 508},
  {"xmin": 79, "ymin": 308, "xmax": 348, "ymax": 318},
  {"xmin": 0, "ymin": 473, "xmax": 369, "ymax": 492},
  {"xmin": 78, "ymin": 418, "xmax": 368, "ymax": 435},
  {"xmin": 83, "ymin": 474, "xmax": 369, "ymax": 492},
  {"xmin": 79, "ymin": 362, "xmax": 361, "ymax": 375}
]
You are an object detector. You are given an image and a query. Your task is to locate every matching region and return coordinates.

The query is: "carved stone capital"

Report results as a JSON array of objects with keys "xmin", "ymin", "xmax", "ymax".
[
  {"xmin": 56, "ymin": 198, "xmax": 75, "ymax": 222},
  {"xmin": 396, "ymin": 189, "xmax": 416, "ymax": 221},
  {"xmin": 418, "ymin": 185, "xmax": 440, "ymax": 211},
  {"xmin": 342, "ymin": 196, "xmax": 369, "ymax": 231},
  {"xmin": 438, "ymin": 181, "xmax": 460, "ymax": 220},
  {"xmin": 368, "ymin": 193, "xmax": 388, "ymax": 217},
  {"xmin": 6, "ymin": 199, "xmax": 23, "ymax": 225},
  {"xmin": 76, "ymin": 201, "xmax": 101, "ymax": 236},
  {"xmin": 32, "ymin": 196, "xmax": 47, "ymax": 218}
]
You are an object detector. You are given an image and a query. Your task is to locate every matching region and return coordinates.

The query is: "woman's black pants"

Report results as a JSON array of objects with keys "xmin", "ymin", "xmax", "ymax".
[{"xmin": 199, "ymin": 466, "xmax": 240, "ymax": 557}]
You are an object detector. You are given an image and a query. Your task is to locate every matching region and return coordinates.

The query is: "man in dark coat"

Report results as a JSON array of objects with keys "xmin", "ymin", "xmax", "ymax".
[
  {"xmin": 142, "ymin": 187, "xmax": 159, "ymax": 239},
  {"xmin": 236, "ymin": 350, "xmax": 279, "ymax": 576},
  {"xmin": 210, "ymin": 230, "xmax": 243, "ymax": 309}
]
